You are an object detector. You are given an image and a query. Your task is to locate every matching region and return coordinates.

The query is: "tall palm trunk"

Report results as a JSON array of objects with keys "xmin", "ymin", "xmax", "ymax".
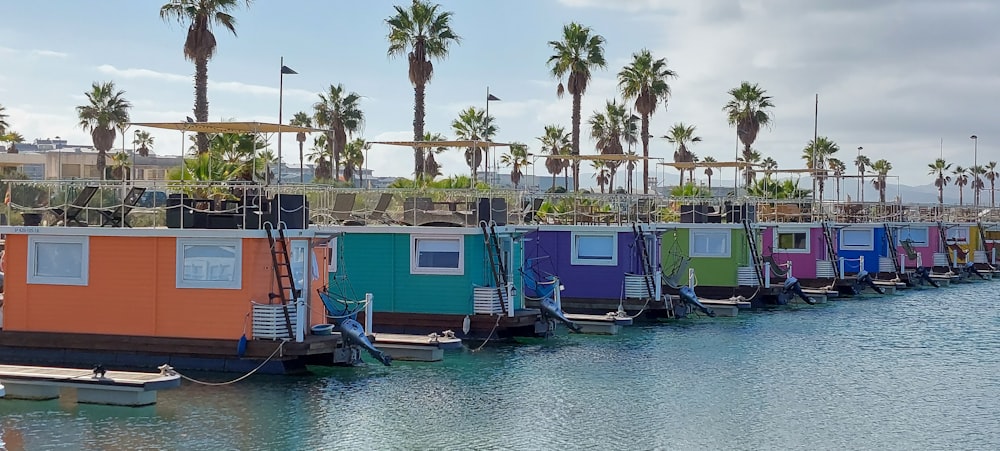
[
  {"xmin": 707, "ymin": 174, "xmax": 713, "ymax": 190},
  {"xmin": 991, "ymin": 179, "xmax": 996, "ymax": 208},
  {"xmin": 413, "ymin": 82, "xmax": 426, "ymax": 180},
  {"xmin": 742, "ymin": 145, "xmax": 754, "ymax": 186},
  {"xmin": 836, "ymin": 178, "xmax": 841, "ymax": 202},
  {"xmin": 194, "ymin": 55, "xmax": 209, "ymax": 154},
  {"xmin": 551, "ymin": 173, "xmax": 557, "ymax": 191},
  {"xmin": 571, "ymin": 92, "xmax": 581, "ymax": 191},
  {"xmin": 641, "ymin": 114, "xmax": 650, "ymax": 194}
]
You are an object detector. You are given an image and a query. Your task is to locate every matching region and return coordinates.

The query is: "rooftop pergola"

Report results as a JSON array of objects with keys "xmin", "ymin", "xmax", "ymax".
[{"xmin": 130, "ymin": 121, "xmax": 324, "ymax": 134}]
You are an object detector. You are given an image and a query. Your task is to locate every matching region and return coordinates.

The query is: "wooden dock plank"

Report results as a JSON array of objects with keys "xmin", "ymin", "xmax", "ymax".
[{"xmin": 0, "ymin": 364, "xmax": 178, "ymax": 389}]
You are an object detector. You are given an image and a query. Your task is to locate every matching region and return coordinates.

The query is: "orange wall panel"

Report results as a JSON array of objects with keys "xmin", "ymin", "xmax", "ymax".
[{"xmin": 3, "ymin": 235, "xmax": 282, "ymax": 340}]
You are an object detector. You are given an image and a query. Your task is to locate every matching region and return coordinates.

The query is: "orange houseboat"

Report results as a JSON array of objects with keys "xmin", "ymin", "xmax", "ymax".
[{"xmin": 0, "ymin": 223, "xmax": 358, "ymax": 375}]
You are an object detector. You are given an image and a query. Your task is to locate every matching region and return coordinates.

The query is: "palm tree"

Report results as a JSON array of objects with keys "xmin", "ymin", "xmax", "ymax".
[
  {"xmin": 618, "ymin": 49, "xmax": 676, "ymax": 194},
  {"xmin": 702, "ymin": 156, "xmax": 717, "ymax": 191},
  {"xmin": 386, "ymin": 0, "xmax": 461, "ymax": 180},
  {"xmin": 110, "ymin": 151, "xmax": 131, "ymax": 181},
  {"xmin": 588, "ymin": 100, "xmax": 637, "ymax": 191},
  {"xmin": 828, "ymin": 157, "xmax": 846, "ymax": 202},
  {"xmin": 289, "ymin": 111, "xmax": 312, "ymax": 182},
  {"xmin": 802, "ymin": 136, "xmax": 839, "ymax": 202},
  {"xmin": 927, "ymin": 158, "xmax": 952, "ymax": 205},
  {"xmin": 590, "ymin": 160, "xmax": 610, "ymax": 193},
  {"xmin": 970, "ymin": 165, "xmax": 986, "ymax": 208},
  {"xmin": 132, "ymin": 130, "xmax": 155, "ymax": 157},
  {"xmin": 500, "ymin": 142, "xmax": 530, "ymax": 189},
  {"xmin": 985, "ymin": 161, "xmax": 998, "ymax": 208},
  {"xmin": 547, "ymin": 22, "xmax": 606, "ymax": 191},
  {"xmin": 2, "ymin": 132, "xmax": 25, "ymax": 154},
  {"xmin": 538, "ymin": 124, "xmax": 571, "ymax": 191},
  {"xmin": 739, "ymin": 149, "xmax": 763, "ymax": 190},
  {"xmin": 953, "ymin": 166, "xmax": 968, "ymax": 206},
  {"xmin": 451, "ymin": 106, "xmax": 496, "ymax": 182},
  {"xmin": 665, "ymin": 123, "xmax": 701, "ymax": 187},
  {"xmin": 421, "ymin": 131, "xmax": 449, "ymax": 180},
  {"xmin": 855, "ymin": 154, "xmax": 871, "ymax": 203},
  {"xmin": 870, "ymin": 159, "xmax": 892, "ymax": 203},
  {"xmin": 723, "ymin": 82, "xmax": 773, "ymax": 186},
  {"xmin": 342, "ymin": 138, "xmax": 369, "ymax": 185},
  {"xmin": 160, "ymin": 0, "xmax": 251, "ymax": 154},
  {"xmin": 0, "ymin": 103, "xmax": 9, "ymax": 135},
  {"xmin": 313, "ymin": 84, "xmax": 364, "ymax": 182},
  {"xmin": 76, "ymin": 81, "xmax": 132, "ymax": 178},
  {"xmin": 308, "ymin": 134, "xmax": 333, "ymax": 181}
]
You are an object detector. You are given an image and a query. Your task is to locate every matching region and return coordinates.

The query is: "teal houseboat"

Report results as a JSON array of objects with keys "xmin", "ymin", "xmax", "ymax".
[{"xmin": 323, "ymin": 225, "xmax": 543, "ymax": 340}]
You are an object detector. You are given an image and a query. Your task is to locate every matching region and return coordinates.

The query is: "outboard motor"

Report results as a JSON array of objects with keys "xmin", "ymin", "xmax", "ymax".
[
  {"xmin": 678, "ymin": 286, "xmax": 716, "ymax": 317},
  {"xmin": 335, "ymin": 317, "xmax": 392, "ymax": 366},
  {"xmin": 539, "ymin": 296, "xmax": 582, "ymax": 333},
  {"xmin": 966, "ymin": 260, "xmax": 987, "ymax": 279},
  {"xmin": 913, "ymin": 266, "xmax": 939, "ymax": 287},
  {"xmin": 782, "ymin": 276, "xmax": 816, "ymax": 305},
  {"xmin": 856, "ymin": 270, "xmax": 885, "ymax": 295}
]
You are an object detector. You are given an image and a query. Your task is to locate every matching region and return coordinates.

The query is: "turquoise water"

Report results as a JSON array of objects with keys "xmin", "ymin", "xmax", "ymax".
[{"xmin": 2, "ymin": 283, "xmax": 999, "ymax": 450}]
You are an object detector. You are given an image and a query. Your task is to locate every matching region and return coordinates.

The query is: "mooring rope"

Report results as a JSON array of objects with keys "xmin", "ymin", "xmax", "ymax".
[
  {"xmin": 168, "ymin": 339, "xmax": 288, "ymax": 386},
  {"xmin": 471, "ymin": 314, "xmax": 503, "ymax": 352}
]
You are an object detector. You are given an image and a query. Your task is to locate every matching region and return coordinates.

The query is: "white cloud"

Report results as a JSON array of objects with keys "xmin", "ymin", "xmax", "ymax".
[
  {"xmin": 95, "ymin": 64, "xmax": 316, "ymax": 101},
  {"xmin": 31, "ymin": 49, "xmax": 68, "ymax": 58}
]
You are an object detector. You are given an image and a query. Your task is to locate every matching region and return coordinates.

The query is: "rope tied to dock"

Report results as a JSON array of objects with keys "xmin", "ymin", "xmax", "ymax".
[{"xmin": 169, "ymin": 339, "xmax": 288, "ymax": 386}]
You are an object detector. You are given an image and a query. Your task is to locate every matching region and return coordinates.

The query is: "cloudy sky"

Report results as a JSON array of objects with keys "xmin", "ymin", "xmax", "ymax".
[{"xmin": 1, "ymin": 0, "xmax": 996, "ymax": 190}]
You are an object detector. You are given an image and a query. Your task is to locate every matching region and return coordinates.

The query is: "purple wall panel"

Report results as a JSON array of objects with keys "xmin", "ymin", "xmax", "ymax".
[{"xmin": 524, "ymin": 230, "xmax": 642, "ymax": 300}]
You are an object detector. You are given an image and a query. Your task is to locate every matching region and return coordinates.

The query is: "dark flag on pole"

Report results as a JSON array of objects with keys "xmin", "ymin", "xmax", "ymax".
[
  {"xmin": 281, "ymin": 65, "xmax": 298, "ymax": 75},
  {"xmin": 487, "ymin": 93, "xmax": 500, "ymax": 101}
]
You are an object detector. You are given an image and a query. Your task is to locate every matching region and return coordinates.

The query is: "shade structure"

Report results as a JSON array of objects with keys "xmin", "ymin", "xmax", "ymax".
[
  {"xmin": 543, "ymin": 154, "xmax": 652, "ymax": 162},
  {"xmin": 370, "ymin": 140, "xmax": 513, "ymax": 148},
  {"xmin": 130, "ymin": 121, "xmax": 323, "ymax": 134},
  {"xmin": 658, "ymin": 161, "xmax": 760, "ymax": 169}
]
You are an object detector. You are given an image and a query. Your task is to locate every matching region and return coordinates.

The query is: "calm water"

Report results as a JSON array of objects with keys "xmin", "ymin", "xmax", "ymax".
[{"xmin": 2, "ymin": 283, "xmax": 999, "ymax": 450}]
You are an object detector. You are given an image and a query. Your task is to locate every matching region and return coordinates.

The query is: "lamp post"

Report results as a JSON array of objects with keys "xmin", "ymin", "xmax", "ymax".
[
  {"xmin": 971, "ymin": 134, "xmax": 978, "ymax": 210},
  {"xmin": 485, "ymin": 87, "xmax": 500, "ymax": 185},
  {"xmin": 277, "ymin": 57, "xmax": 297, "ymax": 185}
]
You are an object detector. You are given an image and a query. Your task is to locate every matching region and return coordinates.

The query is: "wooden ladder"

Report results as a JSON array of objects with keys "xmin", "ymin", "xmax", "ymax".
[
  {"xmin": 822, "ymin": 222, "xmax": 842, "ymax": 279},
  {"xmin": 742, "ymin": 219, "xmax": 764, "ymax": 286},
  {"xmin": 480, "ymin": 221, "xmax": 509, "ymax": 316},
  {"xmin": 633, "ymin": 223, "xmax": 657, "ymax": 298},
  {"xmin": 883, "ymin": 223, "xmax": 902, "ymax": 274},
  {"xmin": 265, "ymin": 222, "xmax": 298, "ymax": 339}
]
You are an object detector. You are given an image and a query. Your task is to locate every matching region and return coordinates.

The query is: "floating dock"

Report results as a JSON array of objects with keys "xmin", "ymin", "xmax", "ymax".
[
  {"xmin": 372, "ymin": 333, "xmax": 462, "ymax": 362},
  {"xmin": 801, "ymin": 288, "xmax": 840, "ymax": 303},
  {"xmin": 692, "ymin": 297, "xmax": 751, "ymax": 317},
  {"xmin": 0, "ymin": 364, "xmax": 180, "ymax": 406},
  {"xmin": 564, "ymin": 313, "xmax": 633, "ymax": 335}
]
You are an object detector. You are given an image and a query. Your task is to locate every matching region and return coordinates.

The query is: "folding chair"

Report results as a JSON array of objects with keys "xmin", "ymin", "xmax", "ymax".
[
  {"xmin": 48, "ymin": 186, "xmax": 98, "ymax": 226},
  {"xmin": 99, "ymin": 187, "xmax": 147, "ymax": 227},
  {"xmin": 330, "ymin": 193, "xmax": 358, "ymax": 223}
]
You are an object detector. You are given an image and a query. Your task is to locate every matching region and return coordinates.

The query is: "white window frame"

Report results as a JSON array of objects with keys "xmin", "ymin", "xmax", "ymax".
[
  {"xmin": 773, "ymin": 228, "xmax": 810, "ymax": 254},
  {"xmin": 896, "ymin": 227, "xmax": 929, "ymax": 247},
  {"xmin": 176, "ymin": 238, "xmax": 243, "ymax": 289},
  {"xmin": 840, "ymin": 227, "xmax": 874, "ymax": 251},
  {"xmin": 327, "ymin": 237, "xmax": 338, "ymax": 273},
  {"xmin": 570, "ymin": 231, "xmax": 618, "ymax": 266},
  {"xmin": 410, "ymin": 235, "xmax": 464, "ymax": 275},
  {"xmin": 27, "ymin": 235, "xmax": 89, "ymax": 286},
  {"xmin": 945, "ymin": 227, "xmax": 969, "ymax": 244},
  {"xmin": 689, "ymin": 229, "xmax": 731, "ymax": 258}
]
